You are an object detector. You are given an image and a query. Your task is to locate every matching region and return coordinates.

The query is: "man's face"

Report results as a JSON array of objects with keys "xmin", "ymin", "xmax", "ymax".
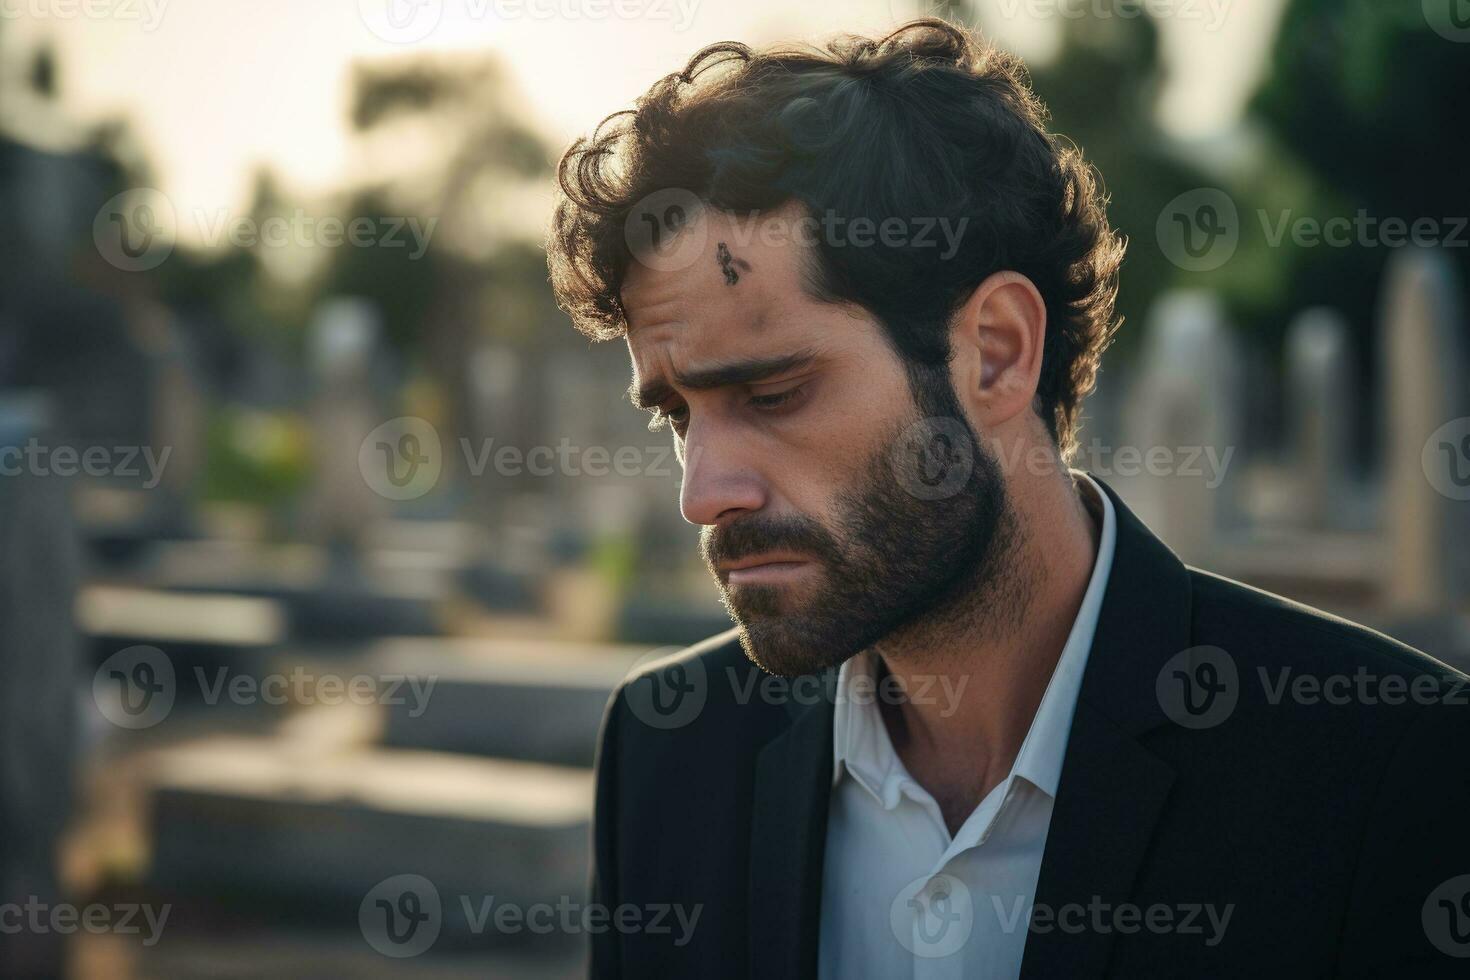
[{"xmin": 623, "ymin": 203, "xmax": 1015, "ymax": 676}]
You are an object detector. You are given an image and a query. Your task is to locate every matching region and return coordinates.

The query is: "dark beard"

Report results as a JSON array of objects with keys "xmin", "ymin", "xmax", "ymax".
[{"xmin": 699, "ymin": 374, "xmax": 1027, "ymax": 678}]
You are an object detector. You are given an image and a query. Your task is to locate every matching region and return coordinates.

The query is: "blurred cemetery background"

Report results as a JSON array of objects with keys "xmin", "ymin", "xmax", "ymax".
[{"xmin": 0, "ymin": 0, "xmax": 1467, "ymax": 976}]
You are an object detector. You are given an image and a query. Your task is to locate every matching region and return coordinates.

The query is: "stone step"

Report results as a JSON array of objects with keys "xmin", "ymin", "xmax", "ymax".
[
  {"xmin": 144, "ymin": 735, "xmax": 592, "ymax": 934},
  {"xmin": 80, "ymin": 585, "xmax": 287, "ymax": 652},
  {"xmin": 366, "ymin": 638, "xmax": 656, "ymax": 766},
  {"xmin": 124, "ymin": 539, "xmax": 449, "ymax": 639},
  {"xmin": 79, "ymin": 586, "xmax": 287, "ymax": 696}
]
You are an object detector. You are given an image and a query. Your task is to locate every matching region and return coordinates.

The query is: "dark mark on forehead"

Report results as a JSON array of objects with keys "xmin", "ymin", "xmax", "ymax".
[{"xmin": 716, "ymin": 242, "xmax": 750, "ymax": 286}]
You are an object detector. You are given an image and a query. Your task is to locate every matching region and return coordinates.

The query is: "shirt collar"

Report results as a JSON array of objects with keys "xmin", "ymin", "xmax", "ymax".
[{"xmin": 831, "ymin": 470, "xmax": 1118, "ymax": 802}]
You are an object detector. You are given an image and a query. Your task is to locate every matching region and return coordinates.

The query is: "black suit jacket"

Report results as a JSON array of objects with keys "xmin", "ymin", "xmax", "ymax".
[{"xmin": 589, "ymin": 477, "xmax": 1470, "ymax": 978}]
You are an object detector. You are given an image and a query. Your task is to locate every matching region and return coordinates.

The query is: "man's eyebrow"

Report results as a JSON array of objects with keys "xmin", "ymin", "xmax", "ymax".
[{"xmin": 628, "ymin": 348, "xmax": 821, "ymax": 411}]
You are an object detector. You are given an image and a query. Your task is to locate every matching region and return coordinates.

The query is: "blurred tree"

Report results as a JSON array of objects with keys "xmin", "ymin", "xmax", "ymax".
[
  {"xmin": 323, "ymin": 54, "xmax": 563, "ymax": 459},
  {"xmin": 1243, "ymin": 0, "xmax": 1470, "ymax": 357},
  {"xmin": 1022, "ymin": 12, "xmax": 1213, "ymax": 358},
  {"xmin": 906, "ymin": 2, "xmax": 1215, "ymax": 357}
]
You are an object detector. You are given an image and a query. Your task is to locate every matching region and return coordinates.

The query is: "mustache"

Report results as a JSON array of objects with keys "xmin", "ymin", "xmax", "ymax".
[{"xmin": 700, "ymin": 513, "xmax": 843, "ymax": 571}]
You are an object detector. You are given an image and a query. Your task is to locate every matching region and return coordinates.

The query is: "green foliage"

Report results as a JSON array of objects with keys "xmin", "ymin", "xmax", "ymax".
[
  {"xmin": 919, "ymin": 1, "xmax": 1215, "ymax": 354},
  {"xmin": 1022, "ymin": 13, "xmax": 1210, "ymax": 355},
  {"xmin": 588, "ymin": 531, "xmax": 639, "ymax": 592},
  {"xmin": 1242, "ymin": 0, "xmax": 1470, "ymax": 359},
  {"xmin": 200, "ymin": 408, "xmax": 310, "ymax": 507}
]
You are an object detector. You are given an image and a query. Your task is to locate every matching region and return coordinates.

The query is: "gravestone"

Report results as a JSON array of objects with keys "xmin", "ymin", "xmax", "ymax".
[
  {"xmin": 1122, "ymin": 291, "xmax": 1244, "ymax": 563},
  {"xmin": 1285, "ymin": 308, "xmax": 1356, "ymax": 529},
  {"xmin": 131, "ymin": 538, "xmax": 443, "ymax": 642},
  {"xmin": 305, "ymin": 297, "xmax": 389, "ymax": 554},
  {"xmin": 1379, "ymin": 248, "xmax": 1470, "ymax": 616},
  {"xmin": 3, "ymin": 295, "xmax": 205, "ymax": 565},
  {"xmin": 371, "ymin": 637, "xmax": 648, "ymax": 765},
  {"xmin": 145, "ymin": 736, "xmax": 592, "ymax": 938},
  {"xmin": 0, "ymin": 393, "xmax": 80, "ymax": 977}
]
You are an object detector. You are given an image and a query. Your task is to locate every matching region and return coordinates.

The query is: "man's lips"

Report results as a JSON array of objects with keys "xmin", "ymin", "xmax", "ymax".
[{"xmin": 717, "ymin": 554, "xmax": 812, "ymax": 585}]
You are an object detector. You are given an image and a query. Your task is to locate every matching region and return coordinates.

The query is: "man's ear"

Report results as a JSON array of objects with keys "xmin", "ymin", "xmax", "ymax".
[{"xmin": 949, "ymin": 271, "xmax": 1047, "ymax": 429}]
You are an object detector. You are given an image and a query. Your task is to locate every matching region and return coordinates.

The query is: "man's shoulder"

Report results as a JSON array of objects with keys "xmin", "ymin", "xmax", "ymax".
[
  {"xmin": 1186, "ymin": 565, "xmax": 1465, "ymax": 684},
  {"xmin": 621, "ymin": 626, "xmax": 751, "ymax": 688},
  {"xmin": 1178, "ymin": 565, "xmax": 1469, "ymax": 779},
  {"xmin": 601, "ymin": 627, "xmax": 793, "ymax": 750}
]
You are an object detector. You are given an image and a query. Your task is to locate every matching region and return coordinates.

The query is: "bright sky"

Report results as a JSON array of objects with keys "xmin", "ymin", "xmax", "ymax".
[{"xmin": 3, "ymin": 0, "xmax": 1285, "ymax": 226}]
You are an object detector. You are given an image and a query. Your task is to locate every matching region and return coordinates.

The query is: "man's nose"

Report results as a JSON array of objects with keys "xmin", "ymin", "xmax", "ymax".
[{"xmin": 677, "ymin": 425, "xmax": 765, "ymax": 527}]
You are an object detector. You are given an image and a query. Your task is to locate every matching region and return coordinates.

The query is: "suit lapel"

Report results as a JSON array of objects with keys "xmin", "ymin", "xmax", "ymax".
[
  {"xmin": 1020, "ymin": 476, "xmax": 1191, "ymax": 979},
  {"xmin": 748, "ymin": 676, "xmax": 836, "ymax": 980}
]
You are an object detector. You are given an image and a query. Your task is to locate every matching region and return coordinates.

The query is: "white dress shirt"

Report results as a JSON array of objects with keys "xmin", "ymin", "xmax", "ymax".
[{"xmin": 818, "ymin": 472, "xmax": 1117, "ymax": 980}]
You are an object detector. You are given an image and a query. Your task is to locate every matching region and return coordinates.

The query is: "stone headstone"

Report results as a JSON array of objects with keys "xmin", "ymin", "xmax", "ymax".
[
  {"xmin": 146, "ymin": 736, "xmax": 592, "ymax": 939},
  {"xmin": 0, "ymin": 393, "xmax": 80, "ymax": 976},
  {"xmin": 1122, "ymin": 291, "xmax": 1243, "ymax": 562},
  {"xmin": 1380, "ymin": 248, "xmax": 1470, "ymax": 614},
  {"xmin": 373, "ymin": 638, "xmax": 647, "ymax": 765},
  {"xmin": 1285, "ymin": 308, "xmax": 1355, "ymax": 529},
  {"xmin": 305, "ymin": 297, "xmax": 388, "ymax": 553}
]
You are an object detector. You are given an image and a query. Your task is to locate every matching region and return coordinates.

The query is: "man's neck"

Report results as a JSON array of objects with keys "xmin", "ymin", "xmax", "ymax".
[{"xmin": 874, "ymin": 470, "xmax": 1102, "ymax": 835}]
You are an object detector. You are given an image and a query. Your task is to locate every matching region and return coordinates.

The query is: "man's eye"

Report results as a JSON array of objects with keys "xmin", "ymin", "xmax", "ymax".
[{"xmin": 748, "ymin": 385, "xmax": 806, "ymax": 412}]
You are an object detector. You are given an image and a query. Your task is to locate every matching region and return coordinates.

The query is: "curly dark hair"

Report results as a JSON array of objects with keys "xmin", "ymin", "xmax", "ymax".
[{"xmin": 547, "ymin": 17, "xmax": 1125, "ymax": 461}]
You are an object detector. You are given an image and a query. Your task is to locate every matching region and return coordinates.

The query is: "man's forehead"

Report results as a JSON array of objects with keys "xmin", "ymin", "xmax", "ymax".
[
  {"xmin": 623, "ymin": 215, "xmax": 810, "ymax": 370},
  {"xmin": 622, "ymin": 209, "xmax": 808, "ymax": 330}
]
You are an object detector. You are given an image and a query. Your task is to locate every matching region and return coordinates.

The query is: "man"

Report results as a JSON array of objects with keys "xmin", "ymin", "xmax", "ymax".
[{"xmin": 547, "ymin": 18, "xmax": 1470, "ymax": 980}]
